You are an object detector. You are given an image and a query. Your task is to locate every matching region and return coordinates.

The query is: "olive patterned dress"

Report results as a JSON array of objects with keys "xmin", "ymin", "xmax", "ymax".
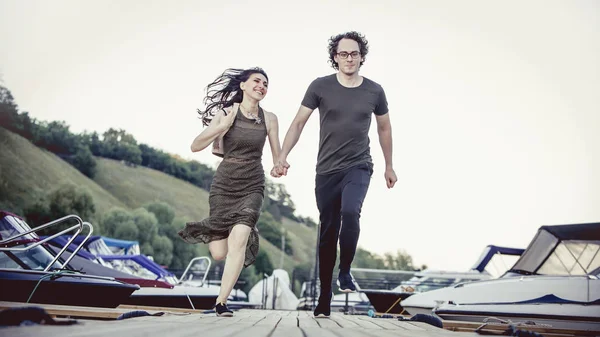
[{"xmin": 178, "ymin": 106, "xmax": 267, "ymax": 267}]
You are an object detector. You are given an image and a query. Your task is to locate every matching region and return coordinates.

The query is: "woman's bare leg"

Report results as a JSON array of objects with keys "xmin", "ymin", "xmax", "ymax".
[
  {"xmin": 216, "ymin": 224, "xmax": 251, "ymax": 303},
  {"xmin": 208, "ymin": 238, "xmax": 228, "ymax": 261}
]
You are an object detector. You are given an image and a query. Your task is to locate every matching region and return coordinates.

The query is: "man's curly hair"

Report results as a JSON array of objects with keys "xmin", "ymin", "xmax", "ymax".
[{"xmin": 327, "ymin": 31, "xmax": 369, "ymax": 70}]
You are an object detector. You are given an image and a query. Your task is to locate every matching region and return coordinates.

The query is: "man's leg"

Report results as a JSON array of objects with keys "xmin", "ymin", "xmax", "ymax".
[
  {"xmin": 314, "ymin": 173, "xmax": 342, "ymax": 316},
  {"xmin": 338, "ymin": 163, "xmax": 372, "ymax": 288}
]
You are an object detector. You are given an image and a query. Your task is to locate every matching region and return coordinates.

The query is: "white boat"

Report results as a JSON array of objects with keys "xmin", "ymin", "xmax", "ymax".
[
  {"xmin": 361, "ymin": 245, "xmax": 523, "ymax": 314},
  {"xmin": 43, "ymin": 234, "xmax": 253, "ymax": 309},
  {"xmin": 401, "ymin": 222, "xmax": 600, "ymax": 331}
]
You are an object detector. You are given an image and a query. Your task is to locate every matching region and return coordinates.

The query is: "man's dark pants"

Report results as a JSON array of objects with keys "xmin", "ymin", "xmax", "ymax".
[{"xmin": 315, "ymin": 162, "xmax": 373, "ymax": 300}]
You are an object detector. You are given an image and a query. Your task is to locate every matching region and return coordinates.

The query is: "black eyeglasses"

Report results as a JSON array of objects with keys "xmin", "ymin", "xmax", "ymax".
[{"xmin": 337, "ymin": 51, "xmax": 361, "ymax": 59}]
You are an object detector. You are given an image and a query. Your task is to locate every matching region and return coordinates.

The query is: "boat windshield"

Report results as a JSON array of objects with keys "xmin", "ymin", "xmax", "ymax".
[
  {"xmin": 483, "ymin": 253, "xmax": 522, "ymax": 278},
  {"xmin": 537, "ymin": 240, "xmax": 600, "ymax": 276},
  {"xmin": 0, "ymin": 215, "xmax": 63, "ymax": 270}
]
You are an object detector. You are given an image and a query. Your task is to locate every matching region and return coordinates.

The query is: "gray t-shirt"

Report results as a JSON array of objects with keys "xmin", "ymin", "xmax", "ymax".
[{"xmin": 301, "ymin": 74, "xmax": 389, "ymax": 175}]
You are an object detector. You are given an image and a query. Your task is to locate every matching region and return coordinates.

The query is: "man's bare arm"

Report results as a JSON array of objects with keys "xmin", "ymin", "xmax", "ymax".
[
  {"xmin": 278, "ymin": 105, "xmax": 314, "ymax": 174},
  {"xmin": 375, "ymin": 113, "xmax": 397, "ymax": 188},
  {"xmin": 280, "ymin": 105, "xmax": 314, "ymax": 158}
]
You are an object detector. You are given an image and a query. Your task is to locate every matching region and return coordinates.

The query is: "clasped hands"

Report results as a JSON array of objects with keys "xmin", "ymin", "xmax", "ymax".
[{"xmin": 269, "ymin": 158, "xmax": 289, "ymax": 178}]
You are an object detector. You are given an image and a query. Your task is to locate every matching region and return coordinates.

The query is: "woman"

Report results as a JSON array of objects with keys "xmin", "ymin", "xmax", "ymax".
[{"xmin": 178, "ymin": 67, "xmax": 282, "ymax": 317}]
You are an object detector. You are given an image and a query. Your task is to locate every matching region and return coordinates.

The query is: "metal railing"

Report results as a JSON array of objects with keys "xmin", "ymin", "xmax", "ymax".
[
  {"xmin": 0, "ymin": 215, "xmax": 93, "ymax": 272},
  {"xmin": 178, "ymin": 256, "xmax": 212, "ymax": 286}
]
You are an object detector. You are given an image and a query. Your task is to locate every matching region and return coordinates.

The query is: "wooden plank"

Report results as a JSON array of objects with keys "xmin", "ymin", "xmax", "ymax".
[
  {"xmin": 387, "ymin": 319, "xmax": 428, "ymax": 331},
  {"xmin": 65, "ymin": 321, "xmax": 204, "ymax": 337},
  {"xmin": 117, "ymin": 304, "xmax": 204, "ymax": 314},
  {"xmin": 236, "ymin": 315, "xmax": 270, "ymax": 325},
  {"xmin": 254, "ymin": 316, "xmax": 281, "ymax": 326},
  {"xmin": 404, "ymin": 321, "xmax": 447, "ymax": 332},
  {"xmin": 345, "ymin": 316, "xmax": 385, "ymax": 329},
  {"xmin": 181, "ymin": 322, "xmax": 253, "ymax": 337},
  {"xmin": 0, "ymin": 301, "xmax": 166, "ymax": 320},
  {"xmin": 443, "ymin": 320, "xmax": 593, "ymax": 337},
  {"xmin": 277, "ymin": 316, "xmax": 298, "ymax": 327},
  {"xmin": 270, "ymin": 327, "xmax": 305, "ymax": 337},
  {"xmin": 298, "ymin": 316, "xmax": 321, "ymax": 328},
  {"xmin": 300, "ymin": 327, "xmax": 341, "ymax": 337},
  {"xmin": 327, "ymin": 314, "xmax": 362, "ymax": 328},
  {"xmin": 314, "ymin": 317, "xmax": 342, "ymax": 329},
  {"xmin": 361, "ymin": 317, "xmax": 406, "ymax": 330},
  {"xmin": 226, "ymin": 325, "xmax": 278, "ymax": 337},
  {"xmin": 185, "ymin": 315, "xmax": 231, "ymax": 324},
  {"xmin": 252, "ymin": 311, "xmax": 288, "ymax": 326}
]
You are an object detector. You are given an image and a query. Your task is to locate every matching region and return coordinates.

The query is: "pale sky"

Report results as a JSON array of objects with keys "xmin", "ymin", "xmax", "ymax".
[{"xmin": 1, "ymin": 0, "xmax": 599, "ymax": 272}]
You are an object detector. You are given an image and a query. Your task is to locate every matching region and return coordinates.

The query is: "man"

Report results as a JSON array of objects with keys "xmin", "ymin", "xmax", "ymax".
[{"xmin": 278, "ymin": 31, "xmax": 397, "ymax": 318}]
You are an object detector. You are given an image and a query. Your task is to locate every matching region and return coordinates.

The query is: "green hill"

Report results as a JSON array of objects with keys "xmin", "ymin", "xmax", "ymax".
[
  {"xmin": 0, "ymin": 127, "xmax": 126, "ymax": 215},
  {"xmin": 0, "ymin": 127, "xmax": 313, "ymax": 273}
]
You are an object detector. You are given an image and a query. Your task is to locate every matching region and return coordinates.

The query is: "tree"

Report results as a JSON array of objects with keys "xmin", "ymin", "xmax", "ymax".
[
  {"xmin": 80, "ymin": 131, "xmax": 105, "ymax": 157},
  {"xmin": 144, "ymin": 201, "xmax": 175, "ymax": 225},
  {"xmin": 254, "ymin": 248, "xmax": 274, "ymax": 276},
  {"xmin": 297, "ymin": 215, "xmax": 317, "ymax": 228},
  {"xmin": 114, "ymin": 220, "xmax": 139, "ymax": 241},
  {"xmin": 256, "ymin": 212, "xmax": 293, "ymax": 255},
  {"xmin": 353, "ymin": 247, "xmax": 386, "ymax": 269},
  {"xmin": 0, "ymin": 85, "xmax": 18, "ymax": 130},
  {"xmin": 152, "ymin": 235, "xmax": 174, "ymax": 266},
  {"xmin": 0, "ymin": 85, "xmax": 16, "ymax": 108},
  {"xmin": 24, "ymin": 184, "xmax": 96, "ymax": 236},
  {"xmin": 131, "ymin": 208, "xmax": 158, "ymax": 245},
  {"xmin": 161, "ymin": 217, "xmax": 199, "ymax": 270},
  {"xmin": 239, "ymin": 265, "xmax": 260, "ymax": 294},
  {"xmin": 383, "ymin": 249, "xmax": 416, "ymax": 270},
  {"xmin": 34, "ymin": 120, "xmax": 79, "ymax": 155},
  {"xmin": 0, "ymin": 86, "xmax": 37, "ymax": 140},
  {"xmin": 101, "ymin": 128, "xmax": 142, "ymax": 166},
  {"xmin": 99, "ymin": 208, "xmax": 133, "ymax": 238},
  {"xmin": 264, "ymin": 181, "xmax": 297, "ymax": 220},
  {"xmin": 69, "ymin": 146, "xmax": 97, "ymax": 178}
]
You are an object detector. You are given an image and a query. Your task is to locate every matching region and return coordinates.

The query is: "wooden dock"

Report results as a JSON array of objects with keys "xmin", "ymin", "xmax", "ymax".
[
  {"xmin": 0, "ymin": 301, "xmax": 468, "ymax": 337},
  {"xmin": 1, "ymin": 302, "xmax": 596, "ymax": 337}
]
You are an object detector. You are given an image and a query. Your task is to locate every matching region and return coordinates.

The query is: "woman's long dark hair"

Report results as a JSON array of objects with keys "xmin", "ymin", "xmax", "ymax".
[{"xmin": 197, "ymin": 67, "xmax": 269, "ymax": 126}]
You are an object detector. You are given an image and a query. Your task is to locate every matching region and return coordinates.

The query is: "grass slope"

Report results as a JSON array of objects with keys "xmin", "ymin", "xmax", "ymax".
[{"xmin": 0, "ymin": 127, "xmax": 126, "ymax": 216}]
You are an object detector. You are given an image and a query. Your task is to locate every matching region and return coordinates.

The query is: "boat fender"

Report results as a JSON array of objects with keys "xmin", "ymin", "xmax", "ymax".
[
  {"xmin": 402, "ymin": 314, "xmax": 444, "ymax": 329},
  {"xmin": 116, "ymin": 310, "xmax": 165, "ymax": 320}
]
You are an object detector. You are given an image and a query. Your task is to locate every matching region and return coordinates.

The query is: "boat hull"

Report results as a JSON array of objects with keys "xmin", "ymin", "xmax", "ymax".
[
  {"xmin": 122, "ymin": 294, "xmax": 218, "ymax": 310},
  {"xmin": 435, "ymin": 303, "xmax": 600, "ymax": 331},
  {"xmin": 0, "ymin": 269, "xmax": 139, "ymax": 308},
  {"xmin": 361, "ymin": 289, "xmax": 414, "ymax": 314},
  {"xmin": 123, "ymin": 286, "xmax": 219, "ymax": 310}
]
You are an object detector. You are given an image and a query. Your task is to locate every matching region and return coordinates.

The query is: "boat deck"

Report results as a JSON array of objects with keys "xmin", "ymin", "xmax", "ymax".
[{"xmin": 0, "ymin": 302, "xmax": 595, "ymax": 337}]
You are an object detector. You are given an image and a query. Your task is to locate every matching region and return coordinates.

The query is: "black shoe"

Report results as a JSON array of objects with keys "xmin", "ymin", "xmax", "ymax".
[
  {"xmin": 215, "ymin": 302, "xmax": 233, "ymax": 317},
  {"xmin": 313, "ymin": 294, "xmax": 331, "ymax": 318},
  {"xmin": 337, "ymin": 273, "xmax": 357, "ymax": 293}
]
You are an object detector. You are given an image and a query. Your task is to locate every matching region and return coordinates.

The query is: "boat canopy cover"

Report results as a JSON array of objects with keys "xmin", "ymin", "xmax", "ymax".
[
  {"xmin": 470, "ymin": 245, "xmax": 525, "ymax": 273},
  {"xmin": 99, "ymin": 254, "xmax": 174, "ymax": 279},
  {"xmin": 540, "ymin": 223, "xmax": 600, "ymax": 241},
  {"xmin": 101, "ymin": 237, "xmax": 139, "ymax": 250},
  {"xmin": 510, "ymin": 222, "xmax": 600, "ymax": 276},
  {"xmin": 40, "ymin": 235, "xmax": 98, "ymax": 260},
  {"xmin": 38, "ymin": 234, "xmax": 175, "ymax": 279}
]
